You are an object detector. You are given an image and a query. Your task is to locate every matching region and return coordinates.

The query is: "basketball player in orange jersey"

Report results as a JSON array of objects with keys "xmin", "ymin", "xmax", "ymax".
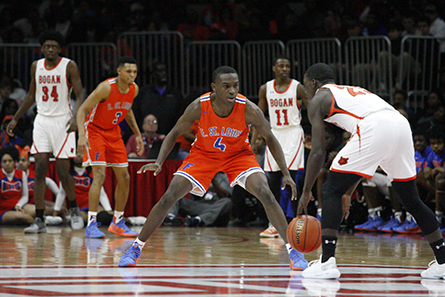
[
  {"xmin": 6, "ymin": 30, "xmax": 85, "ymax": 233},
  {"xmin": 119, "ymin": 66, "xmax": 308, "ymax": 270},
  {"xmin": 76, "ymin": 56, "xmax": 143, "ymax": 238},
  {"xmin": 297, "ymin": 63, "xmax": 445, "ymax": 279},
  {"xmin": 253, "ymin": 56, "xmax": 307, "ymax": 237}
]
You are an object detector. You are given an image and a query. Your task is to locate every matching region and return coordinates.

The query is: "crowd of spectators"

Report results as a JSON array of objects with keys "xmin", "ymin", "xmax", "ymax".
[{"xmin": 0, "ymin": 1, "xmax": 443, "ymax": 46}]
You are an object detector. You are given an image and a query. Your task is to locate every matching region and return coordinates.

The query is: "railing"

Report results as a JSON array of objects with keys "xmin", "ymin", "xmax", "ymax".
[
  {"xmin": 287, "ymin": 38, "xmax": 342, "ymax": 85},
  {"xmin": 344, "ymin": 36, "xmax": 392, "ymax": 100},
  {"xmin": 66, "ymin": 43, "xmax": 117, "ymax": 94},
  {"xmin": 0, "ymin": 43, "xmax": 41, "ymax": 90},
  {"xmin": 117, "ymin": 31, "xmax": 184, "ymax": 95},
  {"xmin": 241, "ymin": 40, "xmax": 285, "ymax": 98},
  {"xmin": 185, "ymin": 40, "xmax": 241, "ymax": 97},
  {"xmin": 0, "ymin": 33, "xmax": 442, "ymax": 111},
  {"xmin": 401, "ymin": 36, "xmax": 443, "ymax": 111}
]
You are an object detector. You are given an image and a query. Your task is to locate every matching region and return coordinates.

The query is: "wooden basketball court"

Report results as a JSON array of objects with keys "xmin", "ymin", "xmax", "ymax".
[{"xmin": 0, "ymin": 225, "xmax": 444, "ymax": 296}]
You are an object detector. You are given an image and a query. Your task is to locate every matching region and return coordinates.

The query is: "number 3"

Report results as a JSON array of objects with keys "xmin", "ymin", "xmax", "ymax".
[{"xmin": 113, "ymin": 112, "xmax": 123, "ymax": 124}]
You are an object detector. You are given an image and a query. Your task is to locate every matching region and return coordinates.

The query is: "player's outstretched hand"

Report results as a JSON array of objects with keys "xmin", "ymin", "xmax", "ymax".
[
  {"xmin": 297, "ymin": 191, "xmax": 314, "ymax": 215},
  {"xmin": 77, "ymin": 136, "xmax": 89, "ymax": 156},
  {"xmin": 6, "ymin": 119, "xmax": 17, "ymax": 137},
  {"xmin": 135, "ymin": 135, "xmax": 144, "ymax": 157},
  {"xmin": 282, "ymin": 175, "xmax": 297, "ymax": 201},
  {"xmin": 138, "ymin": 162, "xmax": 162, "ymax": 176},
  {"xmin": 66, "ymin": 117, "xmax": 78, "ymax": 133}
]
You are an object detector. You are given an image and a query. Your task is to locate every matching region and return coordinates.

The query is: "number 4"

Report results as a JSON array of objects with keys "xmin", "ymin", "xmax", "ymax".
[{"xmin": 213, "ymin": 137, "xmax": 226, "ymax": 151}]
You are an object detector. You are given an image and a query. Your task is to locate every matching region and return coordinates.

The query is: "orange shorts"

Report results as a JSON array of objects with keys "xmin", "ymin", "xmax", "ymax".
[
  {"xmin": 82, "ymin": 124, "xmax": 128, "ymax": 167},
  {"xmin": 174, "ymin": 148, "xmax": 263, "ymax": 196}
]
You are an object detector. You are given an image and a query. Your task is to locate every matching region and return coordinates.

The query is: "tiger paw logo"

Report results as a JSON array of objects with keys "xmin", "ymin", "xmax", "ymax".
[{"xmin": 338, "ymin": 156, "xmax": 348, "ymax": 165}]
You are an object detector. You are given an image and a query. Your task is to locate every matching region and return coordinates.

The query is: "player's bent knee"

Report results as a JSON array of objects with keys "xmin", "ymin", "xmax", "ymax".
[{"xmin": 255, "ymin": 188, "xmax": 276, "ymax": 206}]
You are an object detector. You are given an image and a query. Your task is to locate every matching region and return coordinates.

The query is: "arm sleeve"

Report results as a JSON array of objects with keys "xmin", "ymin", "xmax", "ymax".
[
  {"xmin": 16, "ymin": 172, "xmax": 29, "ymax": 208},
  {"xmin": 99, "ymin": 187, "xmax": 112, "ymax": 211},
  {"xmin": 45, "ymin": 177, "xmax": 60, "ymax": 196},
  {"xmin": 53, "ymin": 182, "xmax": 66, "ymax": 212}
]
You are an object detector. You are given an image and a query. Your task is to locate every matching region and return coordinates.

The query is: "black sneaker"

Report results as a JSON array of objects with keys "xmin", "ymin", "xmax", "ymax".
[
  {"xmin": 184, "ymin": 215, "xmax": 203, "ymax": 227},
  {"xmin": 163, "ymin": 215, "xmax": 183, "ymax": 226}
]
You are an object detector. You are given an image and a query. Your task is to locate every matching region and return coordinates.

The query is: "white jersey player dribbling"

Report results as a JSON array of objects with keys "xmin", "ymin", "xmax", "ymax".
[
  {"xmin": 264, "ymin": 78, "xmax": 305, "ymax": 172},
  {"xmin": 32, "ymin": 57, "xmax": 76, "ymax": 158},
  {"xmin": 321, "ymin": 83, "xmax": 415, "ymax": 180}
]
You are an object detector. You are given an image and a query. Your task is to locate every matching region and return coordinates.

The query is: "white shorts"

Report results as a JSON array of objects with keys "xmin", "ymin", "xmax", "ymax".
[
  {"xmin": 331, "ymin": 111, "xmax": 416, "ymax": 181},
  {"xmin": 264, "ymin": 125, "xmax": 305, "ymax": 172},
  {"xmin": 31, "ymin": 113, "xmax": 76, "ymax": 158}
]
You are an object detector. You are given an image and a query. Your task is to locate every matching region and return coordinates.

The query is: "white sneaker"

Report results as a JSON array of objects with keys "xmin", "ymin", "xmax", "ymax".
[
  {"xmin": 45, "ymin": 216, "xmax": 63, "ymax": 225},
  {"xmin": 301, "ymin": 278, "xmax": 341, "ymax": 297},
  {"xmin": 421, "ymin": 260, "xmax": 445, "ymax": 279},
  {"xmin": 259, "ymin": 224, "xmax": 279, "ymax": 237},
  {"xmin": 24, "ymin": 217, "xmax": 47, "ymax": 234},
  {"xmin": 70, "ymin": 207, "xmax": 85, "ymax": 230},
  {"xmin": 302, "ymin": 255, "xmax": 341, "ymax": 279}
]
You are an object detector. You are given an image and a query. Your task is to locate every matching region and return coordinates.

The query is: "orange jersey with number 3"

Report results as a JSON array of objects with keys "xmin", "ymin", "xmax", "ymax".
[
  {"xmin": 191, "ymin": 92, "xmax": 251, "ymax": 155},
  {"xmin": 85, "ymin": 78, "xmax": 135, "ymax": 130}
]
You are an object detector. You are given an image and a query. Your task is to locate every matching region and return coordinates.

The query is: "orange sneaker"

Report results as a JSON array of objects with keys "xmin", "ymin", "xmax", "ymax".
[
  {"xmin": 108, "ymin": 218, "xmax": 138, "ymax": 237},
  {"xmin": 260, "ymin": 225, "xmax": 280, "ymax": 237}
]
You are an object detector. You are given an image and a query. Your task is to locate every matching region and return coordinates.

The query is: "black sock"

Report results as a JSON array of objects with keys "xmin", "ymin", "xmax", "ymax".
[
  {"xmin": 68, "ymin": 199, "xmax": 78, "ymax": 209},
  {"xmin": 430, "ymin": 238, "xmax": 445, "ymax": 264},
  {"xmin": 322, "ymin": 236, "xmax": 338, "ymax": 262},
  {"xmin": 36, "ymin": 209, "xmax": 44, "ymax": 220}
]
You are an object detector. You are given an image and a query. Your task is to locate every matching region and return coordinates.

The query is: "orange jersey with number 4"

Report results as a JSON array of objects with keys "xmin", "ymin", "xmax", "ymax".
[
  {"xmin": 85, "ymin": 78, "xmax": 135, "ymax": 130},
  {"xmin": 191, "ymin": 92, "xmax": 251, "ymax": 155}
]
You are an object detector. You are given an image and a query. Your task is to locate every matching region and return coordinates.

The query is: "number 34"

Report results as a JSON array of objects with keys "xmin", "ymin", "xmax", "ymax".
[{"xmin": 42, "ymin": 86, "xmax": 59, "ymax": 102}]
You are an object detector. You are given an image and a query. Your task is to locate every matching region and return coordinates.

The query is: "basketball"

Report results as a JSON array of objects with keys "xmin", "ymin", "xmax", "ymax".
[{"xmin": 286, "ymin": 215, "xmax": 322, "ymax": 253}]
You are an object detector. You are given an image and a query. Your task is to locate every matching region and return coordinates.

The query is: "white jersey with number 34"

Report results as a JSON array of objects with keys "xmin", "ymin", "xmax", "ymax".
[
  {"xmin": 266, "ymin": 79, "xmax": 302, "ymax": 130},
  {"xmin": 35, "ymin": 57, "xmax": 72, "ymax": 117}
]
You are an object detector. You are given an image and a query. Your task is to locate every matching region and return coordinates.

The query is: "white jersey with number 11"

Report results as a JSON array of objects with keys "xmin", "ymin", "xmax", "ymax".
[{"xmin": 266, "ymin": 79, "xmax": 302, "ymax": 130}]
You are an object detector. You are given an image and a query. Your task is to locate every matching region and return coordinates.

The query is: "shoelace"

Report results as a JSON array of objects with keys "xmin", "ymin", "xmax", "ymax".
[
  {"xmin": 117, "ymin": 221, "xmax": 131, "ymax": 231},
  {"xmin": 127, "ymin": 245, "xmax": 144, "ymax": 260},
  {"xmin": 428, "ymin": 260, "xmax": 437, "ymax": 268},
  {"xmin": 307, "ymin": 259, "xmax": 319, "ymax": 267},
  {"xmin": 72, "ymin": 216, "xmax": 82, "ymax": 223}
]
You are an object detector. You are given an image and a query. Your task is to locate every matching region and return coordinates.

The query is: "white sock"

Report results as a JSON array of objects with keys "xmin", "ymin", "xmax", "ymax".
[
  {"xmin": 134, "ymin": 238, "xmax": 145, "ymax": 249},
  {"xmin": 87, "ymin": 211, "xmax": 97, "ymax": 226},
  {"xmin": 406, "ymin": 212, "xmax": 413, "ymax": 222},
  {"xmin": 317, "ymin": 208, "xmax": 322, "ymax": 217},
  {"xmin": 373, "ymin": 206, "xmax": 382, "ymax": 217},
  {"xmin": 285, "ymin": 243, "xmax": 292, "ymax": 254},
  {"xmin": 368, "ymin": 208, "xmax": 376, "ymax": 219},
  {"xmin": 114, "ymin": 211, "xmax": 124, "ymax": 224},
  {"xmin": 394, "ymin": 211, "xmax": 403, "ymax": 222},
  {"xmin": 436, "ymin": 211, "xmax": 444, "ymax": 224}
]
